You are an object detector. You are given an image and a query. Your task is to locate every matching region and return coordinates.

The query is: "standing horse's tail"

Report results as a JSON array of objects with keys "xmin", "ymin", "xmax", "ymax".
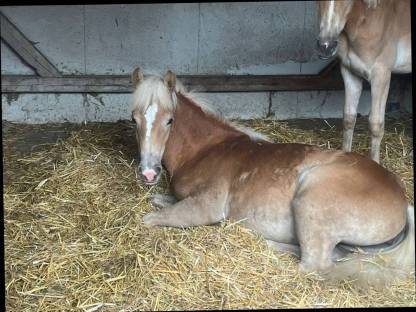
[{"xmin": 326, "ymin": 204, "xmax": 415, "ymax": 288}]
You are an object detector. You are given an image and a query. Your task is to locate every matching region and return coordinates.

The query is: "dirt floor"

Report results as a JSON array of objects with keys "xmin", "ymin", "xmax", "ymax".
[{"xmin": 2, "ymin": 112, "xmax": 415, "ymax": 311}]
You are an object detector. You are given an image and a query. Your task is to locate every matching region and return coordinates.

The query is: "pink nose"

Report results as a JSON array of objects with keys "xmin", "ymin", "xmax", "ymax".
[{"xmin": 142, "ymin": 169, "xmax": 157, "ymax": 182}]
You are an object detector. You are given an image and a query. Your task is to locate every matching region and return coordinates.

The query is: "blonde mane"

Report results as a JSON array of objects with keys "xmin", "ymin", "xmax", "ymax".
[
  {"xmin": 131, "ymin": 74, "xmax": 271, "ymax": 143},
  {"xmin": 131, "ymin": 75, "xmax": 183, "ymax": 114}
]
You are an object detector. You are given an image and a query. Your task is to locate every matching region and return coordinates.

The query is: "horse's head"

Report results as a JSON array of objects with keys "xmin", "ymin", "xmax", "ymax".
[
  {"xmin": 131, "ymin": 68, "xmax": 177, "ymax": 185},
  {"xmin": 317, "ymin": 0, "xmax": 380, "ymax": 59},
  {"xmin": 317, "ymin": 0, "xmax": 352, "ymax": 59}
]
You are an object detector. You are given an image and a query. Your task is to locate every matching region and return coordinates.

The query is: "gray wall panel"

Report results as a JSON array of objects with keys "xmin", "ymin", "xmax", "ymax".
[
  {"xmin": 1, "ymin": 41, "xmax": 35, "ymax": 74},
  {"xmin": 84, "ymin": 4, "xmax": 199, "ymax": 75},
  {"xmin": 1, "ymin": 6, "xmax": 85, "ymax": 74}
]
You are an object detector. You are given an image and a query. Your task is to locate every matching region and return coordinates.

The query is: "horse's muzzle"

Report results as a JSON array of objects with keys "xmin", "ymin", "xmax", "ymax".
[
  {"xmin": 316, "ymin": 39, "xmax": 338, "ymax": 60},
  {"xmin": 139, "ymin": 164, "xmax": 162, "ymax": 185}
]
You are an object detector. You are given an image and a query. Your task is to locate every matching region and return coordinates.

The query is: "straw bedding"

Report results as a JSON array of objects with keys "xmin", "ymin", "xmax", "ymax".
[{"xmin": 3, "ymin": 113, "xmax": 415, "ymax": 311}]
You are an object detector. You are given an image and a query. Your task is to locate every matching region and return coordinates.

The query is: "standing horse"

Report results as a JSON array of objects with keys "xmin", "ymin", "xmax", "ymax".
[
  {"xmin": 316, "ymin": 0, "xmax": 412, "ymax": 163},
  {"xmin": 131, "ymin": 68, "xmax": 414, "ymax": 287}
]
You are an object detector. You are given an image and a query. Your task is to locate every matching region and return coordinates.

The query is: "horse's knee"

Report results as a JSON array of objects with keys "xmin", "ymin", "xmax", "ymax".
[
  {"xmin": 343, "ymin": 114, "xmax": 356, "ymax": 131},
  {"xmin": 369, "ymin": 121, "xmax": 384, "ymax": 138}
]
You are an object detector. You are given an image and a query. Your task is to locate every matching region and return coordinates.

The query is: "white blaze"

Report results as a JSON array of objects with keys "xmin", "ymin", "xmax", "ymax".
[
  {"xmin": 145, "ymin": 103, "xmax": 158, "ymax": 141},
  {"xmin": 322, "ymin": 0, "xmax": 335, "ymax": 31},
  {"xmin": 327, "ymin": 0, "xmax": 335, "ymax": 27}
]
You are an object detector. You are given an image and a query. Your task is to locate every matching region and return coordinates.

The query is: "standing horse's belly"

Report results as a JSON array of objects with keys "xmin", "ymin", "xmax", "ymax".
[{"xmin": 392, "ymin": 36, "xmax": 412, "ymax": 73}]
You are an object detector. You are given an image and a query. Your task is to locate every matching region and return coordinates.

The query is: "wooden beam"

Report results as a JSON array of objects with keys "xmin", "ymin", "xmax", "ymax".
[
  {"xmin": 0, "ymin": 11, "xmax": 61, "ymax": 77},
  {"xmin": 318, "ymin": 59, "xmax": 340, "ymax": 76},
  {"xmin": 1, "ymin": 73, "xmax": 345, "ymax": 93}
]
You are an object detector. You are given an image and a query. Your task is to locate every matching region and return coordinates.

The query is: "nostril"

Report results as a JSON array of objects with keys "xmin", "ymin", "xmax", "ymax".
[
  {"xmin": 142, "ymin": 169, "xmax": 157, "ymax": 182},
  {"xmin": 155, "ymin": 166, "xmax": 162, "ymax": 174},
  {"xmin": 317, "ymin": 39, "xmax": 329, "ymax": 51}
]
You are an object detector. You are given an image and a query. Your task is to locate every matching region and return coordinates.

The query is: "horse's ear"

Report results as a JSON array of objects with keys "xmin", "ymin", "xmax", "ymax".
[
  {"xmin": 131, "ymin": 67, "xmax": 144, "ymax": 86},
  {"xmin": 163, "ymin": 70, "xmax": 176, "ymax": 92}
]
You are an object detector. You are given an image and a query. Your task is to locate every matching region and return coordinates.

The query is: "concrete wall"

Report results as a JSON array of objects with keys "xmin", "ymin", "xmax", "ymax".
[
  {"xmin": 2, "ymin": 90, "xmax": 375, "ymax": 123},
  {"xmin": 1, "ymin": 3, "xmax": 327, "ymax": 76},
  {"xmin": 1, "ymin": 3, "xmax": 412, "ymax": 123}
]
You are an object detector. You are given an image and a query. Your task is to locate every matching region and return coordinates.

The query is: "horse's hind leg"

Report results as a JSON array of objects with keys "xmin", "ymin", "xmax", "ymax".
[{"xmin": 292, "ymin": 184, "xmax": 340, "ymax": 273}]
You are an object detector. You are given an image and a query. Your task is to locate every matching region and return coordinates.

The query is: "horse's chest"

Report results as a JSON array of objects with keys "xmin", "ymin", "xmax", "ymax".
[{"xmin": 341, "ymin": 50, "xmax": 371, "ymax": 80}]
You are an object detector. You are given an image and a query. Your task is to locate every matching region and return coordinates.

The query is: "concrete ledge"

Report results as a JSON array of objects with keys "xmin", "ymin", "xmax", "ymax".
[
  {"xmin": 84, "ymin": 94, "xmax": 131, "ymax": 122},
  {"xmin": 194, "ymin": 92, "xmax": 270, "ymax": 119},
  {"xmin": 270, "ymin": 90, "xmax": 372, "ymax": 120},
  {"xmin": 2, "ymin": 92, "xmax": 268, "ymax": 123},
  {"xmin": 2, "ymin": 94, "xmax": 85, "ymax": 123},
  {"xmin": 2, "ymin": 84, "xmax": 411, "ymax": 124}
]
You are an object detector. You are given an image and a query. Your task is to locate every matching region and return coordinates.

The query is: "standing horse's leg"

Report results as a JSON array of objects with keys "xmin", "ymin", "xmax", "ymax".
[
  {"xmin": 341, "ymin": 64, "xmax": 363, "ymax": 152},
  {"xmin": 369, "ymin": 67, "xmax": 391, "ymax": 163},
  {"xmin": 143, "ymin": 187, "xmax": 227, "ymax": 227}
]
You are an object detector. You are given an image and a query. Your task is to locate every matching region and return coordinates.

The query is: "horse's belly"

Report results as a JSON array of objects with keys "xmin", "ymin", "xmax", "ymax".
[
  {"xmin": 228, "ymin": 184, "xmax": 297, "ymax": 244},
  {"xmin": 392, "ymin": 36, "xmax": 412, "ymax": 73},
  {"xmin": 243, "ymin": 210, "xmax": 297, "ymax": 244}
]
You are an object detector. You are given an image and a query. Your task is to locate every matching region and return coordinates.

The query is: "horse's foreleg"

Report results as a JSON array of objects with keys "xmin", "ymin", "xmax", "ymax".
[
  {"xmin": 369, "ymin": 67, "xmax": 391, "ymax": 163},
  {"xmin": 143, "ymin": 188, "xmax": 227, "ymax": 227},
  {"xmin": 341, "ymin": 64, "xmax": 363, "ymax": 152},
  {"xmin": 150, "ymin": 193, "xmax": 177, "ymax": 209}
]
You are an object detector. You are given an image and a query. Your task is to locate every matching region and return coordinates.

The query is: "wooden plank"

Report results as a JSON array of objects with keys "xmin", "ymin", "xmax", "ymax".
[
  {"xmin": 0, "ymin": 11, "xmax": 61, "ymax": 77},
  {"xmin": 1, "ymin": 73, "xmax": 346, "ymax": 93},
  {"xmin": 317, "ymin": 59, "xmax": 373, "ymax": 89}
]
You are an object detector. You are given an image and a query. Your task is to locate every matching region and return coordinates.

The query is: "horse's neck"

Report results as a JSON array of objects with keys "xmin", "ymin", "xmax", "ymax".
[
  {"xmin": 344, "ymin": 1, "xmax": 389, "ymax": 43},
  {"xmin": 162, "ymin": 93, "xmax": 243, "ymax": 174}
]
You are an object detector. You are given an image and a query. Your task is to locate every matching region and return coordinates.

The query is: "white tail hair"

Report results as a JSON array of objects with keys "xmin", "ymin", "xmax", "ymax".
[{"xmin": 325, "ymin": 204, "xmax": 415, "ymax": 288}]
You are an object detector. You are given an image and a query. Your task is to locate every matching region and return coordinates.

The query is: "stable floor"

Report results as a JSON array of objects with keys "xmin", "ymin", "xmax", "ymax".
[{"xmin": 3, "ymin": 112, "xmax": 414, "ymax": 310}]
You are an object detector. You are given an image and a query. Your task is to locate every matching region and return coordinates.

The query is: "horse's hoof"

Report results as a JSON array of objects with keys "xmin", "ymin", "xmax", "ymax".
[
  {"xmin": 143, "ymin": 212, "xmax": 159, "ymax": 225},
  {"xmin": 298, "ymin": 262, "xmax": 312, "ymax": 273}
]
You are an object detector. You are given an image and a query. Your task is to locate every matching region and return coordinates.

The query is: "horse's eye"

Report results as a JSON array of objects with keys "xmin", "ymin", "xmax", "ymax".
[{"xmin": 167, "ymin": 118, "xmax": 173, "ymax": 126}]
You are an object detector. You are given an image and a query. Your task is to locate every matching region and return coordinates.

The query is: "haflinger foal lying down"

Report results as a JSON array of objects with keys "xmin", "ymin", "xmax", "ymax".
[{"xmin": 130, "ymin": 68, "xmax": 414, "ymax": 288}]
